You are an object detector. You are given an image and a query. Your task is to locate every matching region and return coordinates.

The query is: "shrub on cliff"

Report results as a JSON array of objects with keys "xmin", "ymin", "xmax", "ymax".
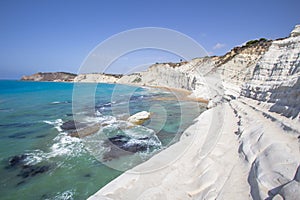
[{"xmin": 245, "ymin": 38, "xmax": 267, "ymax": 46}]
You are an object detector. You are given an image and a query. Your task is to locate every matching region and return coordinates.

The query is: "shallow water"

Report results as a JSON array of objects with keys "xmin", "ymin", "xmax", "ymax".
[{"xmin": 0, "ymin": 80, "xmax": 204, "ymax": 199}]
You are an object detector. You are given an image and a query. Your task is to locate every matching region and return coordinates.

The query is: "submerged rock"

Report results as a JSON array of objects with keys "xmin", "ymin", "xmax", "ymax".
[
  {"xmin": 8, "ymin": 154, "xmax": 27, "ymax": 167},
  {"xmin": 6, "ymin": 154, "xmax": 51, "ymax": 184},
  {"xmin": 60, "ymin": 120, "xmax": 86, "ymax": 130},
  {"xmin": 18, "ymin": 165, "xmax": 50, "ymax": 178},
  {"xmin": 127, "ymin": 111, "xmax": 151, "ymax": 125},
  {"xmin": 68, "ymin": 123, "xmax": 101, "ymax": 138},
  {"xmin": 61, "ymin": 120, "xmax": 102, "ymax": 138}
]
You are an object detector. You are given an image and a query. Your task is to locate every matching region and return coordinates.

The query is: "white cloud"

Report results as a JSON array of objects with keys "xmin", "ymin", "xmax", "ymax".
[{"xmin": 213, "ymin": 43, "xmax": 226, "ymax": 50}]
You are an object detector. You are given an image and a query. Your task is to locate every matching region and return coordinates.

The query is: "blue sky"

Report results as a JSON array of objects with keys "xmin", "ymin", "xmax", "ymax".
[{"xmin": 0, "ymin": 0, "xmax": 299, "ymax": 79}]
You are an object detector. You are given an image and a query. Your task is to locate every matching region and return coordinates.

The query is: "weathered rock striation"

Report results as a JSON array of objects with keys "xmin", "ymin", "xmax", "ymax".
[{"xmin": 88, "ymin": 25, "xmax": 300, "ymax": 200}]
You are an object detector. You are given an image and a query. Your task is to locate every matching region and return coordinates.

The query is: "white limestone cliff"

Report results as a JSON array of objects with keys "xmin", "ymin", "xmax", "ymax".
[
  {"xmin": 87, "ymin": 25, "xmax": 300, "ymax": 200},
  {"xmin": 73, "ymin": 73, "xmax": 121, "ymax": 83}
]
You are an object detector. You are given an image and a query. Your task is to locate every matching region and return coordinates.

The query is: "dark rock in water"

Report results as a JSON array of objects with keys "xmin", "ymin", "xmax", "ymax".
[
  {"xmin": 103, "ymin": 145, "xmax": 133, "ymax": 161},
  {"xmin": 8, "ymin": 135, "xmax": 27, "ymax": 139},
  {"xmin": 123, "ymin": 143, "xmax": 148, "ymax": 153},
  {"xmin": 16, "ymin": 180, "xmax": 26, "ymax": 186},
  {"xmin": 8, "ymin": 130, "xmax": 34, "ymax": 139},
  {"xmin": 35, "ymin": 134, "xmax": 47, "ymax": 138},
  {"xmin": 61, "ymin": 120, "xmax": 76, "ymax": 130},
  {"xmin": 105, "ymin": 135, "xmax": 150, "ymax": 152},
  {"xmin": 68, "ymin": 123, "xmax": 101, "ymax": 138},
  {"xmin": 107, "ymin": 135, "xmax": 131, "ymax": 147},
  {"xmin": 41, "ymin": 194, "xmax": 50, "ymax": 199},
  {"xmin": 18, "ymin": 165, "xmax": 50, "ymax": 178},
  {"xmin": 60, "ymin": 120, "xmax": 86, "ymax": 130},
  {"xmin": 84, "ymin": 173, "xmax": 92, "ymax": 178},
  {"xmin": 102, "ymin": 135, "xmax": 154, "ymax": 161},
  {"xmin": 31, "ymin": 165, "xmax": 50, "ymax": 176},
  {"xmin": 8, "ymin": 154, "xmax": 27, "ymax": 167}
]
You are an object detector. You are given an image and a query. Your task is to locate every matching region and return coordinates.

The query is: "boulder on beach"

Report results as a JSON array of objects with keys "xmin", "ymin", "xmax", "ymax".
[{"xmin": 127, "ymin": 111, "xmax": 151, "ymax": 125}]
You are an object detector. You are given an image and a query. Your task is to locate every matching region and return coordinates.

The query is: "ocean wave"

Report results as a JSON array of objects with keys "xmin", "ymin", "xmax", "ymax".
[
  {"xmin": 30, "ymin": 119, "xmax": 86, "ymax": 162},
  {"xmin": 43, "ymin": 119, "xmax": 63, "ymax": 132},
  {"xmin": 50, "ymin": 101, "xmax": 71, "ymax": 105},
  {"xmin": 22, "ymin": 133, "xmax": 84, "ymax": 166},
  {"xmin": 50, "ymin": 132, "xmax": 83, "ymax": 157},
  {"xmin": 23, "ymin": 150, "xmax": 48, "ymax": 165}
]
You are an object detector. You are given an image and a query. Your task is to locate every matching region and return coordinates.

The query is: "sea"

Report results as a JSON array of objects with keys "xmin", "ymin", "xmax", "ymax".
[{"xmin": 0, "ymin": 80, "xmax": 204, "ymax": 200}]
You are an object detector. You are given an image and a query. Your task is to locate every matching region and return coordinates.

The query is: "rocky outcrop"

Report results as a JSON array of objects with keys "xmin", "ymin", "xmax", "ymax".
[
  {"xmin": 240, "ymin": 35, "xmax": 300, "ymax": 119},
  {"xmin": 21, "ymin": 72, "xmax": 77, "ymax": 82},
  {"xmin": 290, "ymin": 24, "xmax": 300, "ymax": 37},
  {"xmin": 127, "ymin": 111, "xmax": 151, "ymax": 125}
]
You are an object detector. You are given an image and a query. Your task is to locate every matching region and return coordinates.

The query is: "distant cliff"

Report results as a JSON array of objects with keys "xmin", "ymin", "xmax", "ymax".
[{"xmin": 21, "ymin": 72, "xmax": 77, "ymax": 82}]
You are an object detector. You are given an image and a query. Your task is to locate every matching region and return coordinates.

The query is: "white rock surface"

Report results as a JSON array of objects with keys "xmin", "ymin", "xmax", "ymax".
[
  {"xmin": 127, "ymin": 111, "xmax": 151, "ymax": 125},
  {"xmin": 290, "ymin": 25, "xmax": 300, "ymax": 37},
  {"xmin": 74, "ymin": 73, "xmax": 120, "ymax": 83},
  {"xmin": 86, "ymin": 25, "xmax": 300, "ymax": 200}
]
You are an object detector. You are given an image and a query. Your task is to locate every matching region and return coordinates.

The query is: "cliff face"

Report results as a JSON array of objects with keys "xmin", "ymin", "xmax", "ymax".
[
  {"xmin": 241, "ymin": 36, "xmax": 300, "ymax": 119},
  {"xmin": 21, "ymin": 72, "xmax": 77, "ymax": 82},
  {"xmin": 72, "ymin": 28, "xmax": 299, "ymax": 122},
  {"xmin": 73, "ymin": 73, "xmax": 122, "ymax": 83},
  {"xmin": 113, "ymin": 28, "xmax": 299, "ymax": 121},
  {"xmin": 88, "ymin": 25, "xmax": 300, "ymax": 200}
]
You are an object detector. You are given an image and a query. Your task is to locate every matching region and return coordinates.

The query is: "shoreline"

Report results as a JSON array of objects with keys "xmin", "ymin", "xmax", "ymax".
[
  {"xmin": 19, "ymin": 25, "xmax": 300, "ymax": 199},
  {"xmin": 146, "ymin": 85, "xmax": 209, "ymax": 104}
]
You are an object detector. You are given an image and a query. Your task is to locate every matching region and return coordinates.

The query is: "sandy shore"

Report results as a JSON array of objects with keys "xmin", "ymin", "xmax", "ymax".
[{"xmin": 146, "ymin": 85, "xmax": 209, "ymax": 104}]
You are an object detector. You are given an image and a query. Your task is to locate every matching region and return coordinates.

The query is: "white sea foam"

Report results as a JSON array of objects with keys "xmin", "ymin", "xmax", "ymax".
[
  {"xmin": 50, "ymin": 132, "xmax": 83, "ymax": 157},
  {"xmin": 43, "ymin": 119, "xmax": 63, "ymax": 132},
  {"xmin": 50, "ymin": 101, "xmax": 71, "ymax": 105},
  {"xmin": 95, "ymin": 110, "xmax": 102, "ymax": 117},
  {"xmin": 23, "ymin": 133, "xmax": 84, "ymax": 165},
  {"xmin": 23, "ymin": 150, "xmax": 48, "ymax": 165},
  {"xmin": 50, "ymin": 189, "xmax": 75, "ymax": 200},
  {"xmin": 27, "ymin": 119, "xmax": 86, "ymax": 162}
]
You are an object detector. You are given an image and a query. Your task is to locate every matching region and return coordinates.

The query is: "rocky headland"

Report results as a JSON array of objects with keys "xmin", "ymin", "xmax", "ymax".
[
  {"xmin": 21, "ymin": 72, "xmax": 77, "ymax": 82},
  {"xmin": 22, "ymin": 25, "xmax": 300, "ymax": 199}
]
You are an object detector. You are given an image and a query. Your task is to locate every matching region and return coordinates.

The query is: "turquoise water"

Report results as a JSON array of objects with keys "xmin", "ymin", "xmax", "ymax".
[{"xmin": 0, "ymin": 80, "xmax": 204, "ymax": 199}]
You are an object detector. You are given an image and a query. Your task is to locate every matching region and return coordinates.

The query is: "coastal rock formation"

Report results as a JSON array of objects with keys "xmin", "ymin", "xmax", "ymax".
[
  {"xmin": 127, "ymin": 111, "xmax": 151, "ymax": 125},
  {"xmin": 60, "ymin": 120, "xmax": 101, "ymax": 138},
  {"xmin": 73, "ymin": 73, "xmax": 122, "ymax": 83},
  {"xmin": 21, "ymin": 72, "xmax": 76, "ymax": 82},
  {"xmin": 88, "ymin": 25, "xmax": 300, "ymax": 199},
  {"xmin": 102, "ymin": 135, "xmax": 152, "ymax": 161}
]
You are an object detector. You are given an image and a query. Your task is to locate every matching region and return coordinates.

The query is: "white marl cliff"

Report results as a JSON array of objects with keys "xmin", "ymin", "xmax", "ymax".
[{"xmin": 86, "ymin": 25, "xmax": 300, "ymax": 200}]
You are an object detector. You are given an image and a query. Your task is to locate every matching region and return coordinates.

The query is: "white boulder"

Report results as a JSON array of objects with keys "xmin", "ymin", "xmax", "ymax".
[{"xmin": 127, "ymin": 111, "xmax": 151, "ymax": 125}]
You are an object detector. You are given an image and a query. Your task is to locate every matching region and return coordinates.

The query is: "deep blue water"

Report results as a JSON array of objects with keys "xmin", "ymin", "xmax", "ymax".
[{"xmin": 0, "ymin": 80, "xmax": 203, "ymax": 199}]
